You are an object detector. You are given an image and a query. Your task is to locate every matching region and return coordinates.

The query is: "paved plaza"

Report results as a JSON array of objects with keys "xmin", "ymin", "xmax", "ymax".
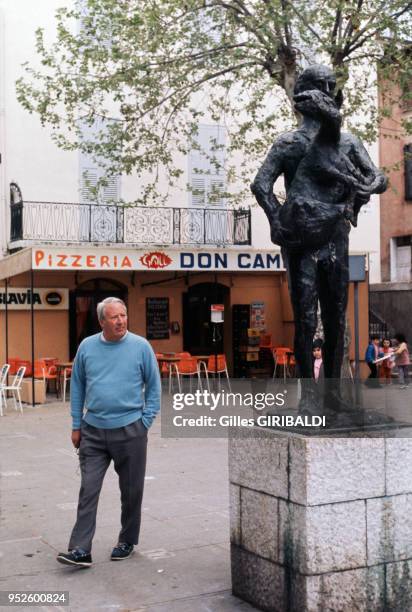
[
  {"xmin": 1, "ymin": 385, "xmax": 411, "ymax": 612},
  {"xmin": 0, "ymin": 397, "xmax": 257, "ymax": 612}
]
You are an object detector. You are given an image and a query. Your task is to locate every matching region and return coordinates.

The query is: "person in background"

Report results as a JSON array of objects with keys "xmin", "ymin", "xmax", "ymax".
[
  {"xmin": 57, "ymin": 297, "xmax": 161, "ymax": 568},
  {"xmin": 379, "ymin": 338, "xmax": 394, "ymax": 384},
  {"xmin": 393, "ymin": 333, "xmax": 410, "ymax": 389},
  {"xmin": 312, "ymin": 339, "xmax": 324, "ymax": 383},
  {"xmin": 364, "ymin": 335, "xmax": 381, "ymax": 387}
]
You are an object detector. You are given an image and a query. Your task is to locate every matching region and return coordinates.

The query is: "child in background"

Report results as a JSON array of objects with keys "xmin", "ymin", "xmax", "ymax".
[
  {"xmin": 312, "ymin": 340, "xmax": 323, "ymax": 382},
  {"xmin": 365, "ymin": 335, "xmax": 381, "ymax": 387},
  {"xmin": 379, "ymin": 338, "xmax": 394, "ymax": 384},
  {"xmin": 393, "ymin": 333, "xmax": 410, "ymax": 389}
]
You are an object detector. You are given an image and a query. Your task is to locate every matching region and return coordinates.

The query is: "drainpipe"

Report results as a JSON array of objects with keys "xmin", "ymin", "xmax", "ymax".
[
  {"xmin": 5, "ymin": 277, "xmax": 8, "ymax": 380},
  {"xmin": 30, "ymin": 268, "xmax": 35, "ymax": 406}
]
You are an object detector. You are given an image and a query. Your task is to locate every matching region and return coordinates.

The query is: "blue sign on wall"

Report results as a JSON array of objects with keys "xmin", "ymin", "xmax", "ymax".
[{"xmin": 349, "ymin": 255, "xmax": 366, "ymax": 282}]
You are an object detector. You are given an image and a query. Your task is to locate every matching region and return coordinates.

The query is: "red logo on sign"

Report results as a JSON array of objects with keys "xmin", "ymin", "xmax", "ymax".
[{"xmin": 139, "ymin": 251, "xmax": 172, "ymax": 269}]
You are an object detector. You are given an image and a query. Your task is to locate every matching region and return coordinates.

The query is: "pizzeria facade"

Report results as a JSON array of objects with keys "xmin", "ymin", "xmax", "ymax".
[{"xmin": 0, "ymin": 245, "xmax": 370, "ymax": 378}]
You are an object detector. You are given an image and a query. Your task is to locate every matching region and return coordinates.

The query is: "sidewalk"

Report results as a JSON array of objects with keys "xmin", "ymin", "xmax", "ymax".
[
  {"xmin": 2, "ymin": 384, "xmax": 411, "ymax": 612},
  {"xmin": 0, "ymin": 399, "xmax": 257, "ymax": 612}
]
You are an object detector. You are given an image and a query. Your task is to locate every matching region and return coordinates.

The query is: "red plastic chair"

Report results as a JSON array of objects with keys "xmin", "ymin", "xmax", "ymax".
[
  {"xmin": 272, "ymin": 348, "xmax": 293, "ymax": 382},
  {"xmin": 200, "ymin": 355, "xmax": 231, "ymax": 392},
  {"xmin": 170, "ymin": 357, "xmax": 202, "ymax": 393},
  {"xmin": 8, "ymin": 358, "xmax": 19, "ymax": 376},
  {"xmin": 155, "ymin": 353, "xmax": 169, "ymax": 376},
  {"xmin": 16, "ymin": 359, "xmax": 32, "ymax": 377},
  {"xmin": 34, "ymin": 359, "xmax": 58, "ymax": 395}
]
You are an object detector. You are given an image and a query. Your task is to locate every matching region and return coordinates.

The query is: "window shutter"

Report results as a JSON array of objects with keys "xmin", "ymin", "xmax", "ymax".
[
  {"xmin": 396, "ymin": 245, "xmax": 411, "ymax": 282},
  {"xmin": 209, "ymin": 178, "xmax": 225, "ymax": 205},
  {"xmin": 189, "ymin": 124, "xmax": 226, "ymax": 207},
  {"xmin": 102, "ymin": 176, "xmax": 120, "ymax": 202},
  {"xmin": 191, "ymin": 176, "xmax": 206, "ymax": 206},
  {"xmin": 80, "ymin": 167, "xmax": 99, "ymax": 203},
  {"xmin": 79, "ymin": 118, "xmax": 120, "ymax": 205}
]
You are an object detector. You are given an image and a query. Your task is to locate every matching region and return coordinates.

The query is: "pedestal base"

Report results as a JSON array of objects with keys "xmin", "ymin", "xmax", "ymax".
[{"xmin": 229, "ymin": 426, "xmax": 412, "ymax": 611}]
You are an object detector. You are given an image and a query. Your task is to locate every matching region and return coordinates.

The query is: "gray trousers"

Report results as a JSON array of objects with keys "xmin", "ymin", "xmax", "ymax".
[{"xmin": 69, "ymin": 419, "xmax": 147, "ymax": 552}]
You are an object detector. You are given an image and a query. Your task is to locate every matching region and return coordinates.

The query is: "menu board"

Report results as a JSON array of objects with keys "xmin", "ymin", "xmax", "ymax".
[{"xmin": 146, "ymin": 297, "xmax": 169, "ymax": 340}]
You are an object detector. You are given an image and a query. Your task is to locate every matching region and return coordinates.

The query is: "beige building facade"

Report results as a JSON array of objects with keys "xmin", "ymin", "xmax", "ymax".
[{"xmin": 0, "ymin": 246, "xmax": 370, "ymax": 377}]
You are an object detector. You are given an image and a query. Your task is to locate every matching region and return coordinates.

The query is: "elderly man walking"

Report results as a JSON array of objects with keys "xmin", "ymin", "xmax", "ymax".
[{"xmin": 57, "ymin": 297, "xmax": 161, "ymax": 567}]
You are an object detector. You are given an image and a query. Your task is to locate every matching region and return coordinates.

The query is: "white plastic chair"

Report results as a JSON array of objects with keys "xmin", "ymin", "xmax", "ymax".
[
  {"xmin": 0, "ymin": 364, "xmax": 10, "ymax": 417},
  {"xmin": 62, "ymin": 367, "xmax": 72, "ymax": 402},
  {"xmin": 2, "ymin": 366, "xmax": 26, "ymax": 414}
]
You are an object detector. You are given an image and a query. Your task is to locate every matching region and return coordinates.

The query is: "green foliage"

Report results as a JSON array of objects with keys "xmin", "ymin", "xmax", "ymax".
[{"xmin": 16, "ymin": 0, "xmax": 412, "ymax": 204}]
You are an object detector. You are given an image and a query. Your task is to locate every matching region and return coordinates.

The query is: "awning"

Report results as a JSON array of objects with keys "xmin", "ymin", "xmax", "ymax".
[{"xmin": 0, "ymin": 248, "xmax": 32, "ymax": 281}]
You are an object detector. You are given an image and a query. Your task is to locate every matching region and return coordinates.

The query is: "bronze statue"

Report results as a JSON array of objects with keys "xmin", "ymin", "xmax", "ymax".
[{"xmin": 251, "ymin": 65, "xmax": 387, "ymax": 411}]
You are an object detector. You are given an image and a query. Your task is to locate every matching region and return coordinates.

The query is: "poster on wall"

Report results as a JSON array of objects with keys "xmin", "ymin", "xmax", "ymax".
[
  {"xmin": 250, "ymin": 301, "xmax": 265, "ymax": 330},
  {"xmin": 146, "ymin": 297, "xmax": 170, "ymax": 340}
]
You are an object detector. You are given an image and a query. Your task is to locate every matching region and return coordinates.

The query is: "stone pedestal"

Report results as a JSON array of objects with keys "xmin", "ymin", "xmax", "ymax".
[{"xmin": 229, "ymin": 426, "xmax": 412, "ymax": 612}]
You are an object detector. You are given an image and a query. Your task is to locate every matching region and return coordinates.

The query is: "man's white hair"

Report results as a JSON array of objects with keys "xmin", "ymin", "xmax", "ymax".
[{"xmin": 97, "ymin": 297, "xmax": 127, "ymax": 322}]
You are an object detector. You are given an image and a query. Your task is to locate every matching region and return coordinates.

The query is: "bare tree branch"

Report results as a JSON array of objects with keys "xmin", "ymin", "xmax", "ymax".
[
  {"xmin": 130, "ymin": 60, "xmax": 264, "ymax": 122},
  {"xmin": 330, "ymin": 4, "xmax": 343, "ymax": 48},
  {"xmin": 281, "ymin": 0, "xmax": 292, "ymax": 48},
  {"xmin": 145, "ymin": 42, "xmax": 252, "ymax": 69},
  {"xmin": 283, "ymin": 0, "xmax": 324, "ymax": 44},
  {"xmin": 344, "ymin": 1, "xmax": 412, "ymax": 56},
  {"xmin": 342, "ymin": 0, "xmax": 364, "ymax": 44}
]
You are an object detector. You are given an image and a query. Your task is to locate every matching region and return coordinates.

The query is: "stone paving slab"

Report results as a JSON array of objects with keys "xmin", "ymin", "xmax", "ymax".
[{"xmin": 0, "ymin": 399, "xmax": 258, "ymax": 612}]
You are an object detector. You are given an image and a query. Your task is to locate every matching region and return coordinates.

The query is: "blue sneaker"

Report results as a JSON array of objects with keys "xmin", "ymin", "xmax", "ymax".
[
  {"xmin": 111, "ymin": 542, "xmax": 134, "ymax": 560},
  {"xmin": 57, "ymin": 548, "xmax": 92, "ymax": 567}
]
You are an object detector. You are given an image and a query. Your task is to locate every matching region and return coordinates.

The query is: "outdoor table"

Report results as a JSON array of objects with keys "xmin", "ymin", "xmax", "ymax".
[
  {"xmin": 40, "ymin": 357, "xmax": 58, "ymax": 365},
  {"xmin": 156, "ymin": 356, "xmax": 180, "ymax": 375},
  {"xmin": 156, "ymin": 356, "xmax": 180, "ymax": 366},
  {"xmin": 56, "ymin": 361, "xmax": 73, "ymax": 371}
]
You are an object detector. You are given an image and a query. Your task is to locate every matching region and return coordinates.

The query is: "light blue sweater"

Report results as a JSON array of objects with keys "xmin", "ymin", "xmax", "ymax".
[{"xmin": 70, "ymin": 332, "xmax": 161, "ymax": 430}]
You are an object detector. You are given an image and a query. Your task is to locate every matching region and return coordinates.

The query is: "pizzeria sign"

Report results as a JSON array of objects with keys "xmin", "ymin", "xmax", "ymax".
[{"xmin": 32, "ymin": 248, "xmax": 284, "ymax": 272}]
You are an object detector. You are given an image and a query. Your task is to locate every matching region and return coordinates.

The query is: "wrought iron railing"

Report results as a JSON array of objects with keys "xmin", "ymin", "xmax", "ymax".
[
  {"xmin": 9, "ymin": 201, "xmax": 251, "ymax": 246},
  {"xmin": 369, "ymin": 309, "xmax": 391, "ymax": 340}
]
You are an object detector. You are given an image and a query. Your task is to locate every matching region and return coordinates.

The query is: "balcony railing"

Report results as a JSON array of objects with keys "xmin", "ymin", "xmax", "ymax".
[{"xmin": 10, "ymin": 201, "xmax": 251, "ymax": 246}]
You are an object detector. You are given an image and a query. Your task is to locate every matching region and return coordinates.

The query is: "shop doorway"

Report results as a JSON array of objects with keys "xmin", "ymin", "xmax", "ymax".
[
  {"xmin": 69, "ymin": 278, "xmax": 127, "ymax": 358},
  {"xmin": 182, "ymin": 282, "xmax": 229, "ymax": 355}
]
